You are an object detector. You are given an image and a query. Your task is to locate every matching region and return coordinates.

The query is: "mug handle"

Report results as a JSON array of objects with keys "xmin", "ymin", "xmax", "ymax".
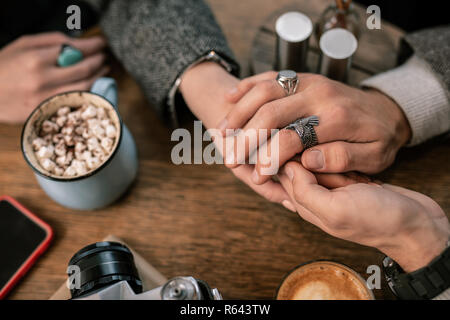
[{"xmin": 90, "ymin": 77, "xmax": 118, "ymax": 110}]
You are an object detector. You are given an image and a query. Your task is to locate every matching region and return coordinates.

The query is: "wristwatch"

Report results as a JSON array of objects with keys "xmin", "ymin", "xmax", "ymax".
[
  {"xmin": 167, "ymin": 50, "xmax": 235, "ymax": 127},
  {"xmin": 383, "ymin": 239, "xmax": 450, "ymax": 299}
]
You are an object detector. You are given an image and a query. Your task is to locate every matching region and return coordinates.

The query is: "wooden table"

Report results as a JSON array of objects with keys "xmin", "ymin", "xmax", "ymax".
[{"xmin": 1, "ymin": 0, "xmax": 449, "ymax": 300}]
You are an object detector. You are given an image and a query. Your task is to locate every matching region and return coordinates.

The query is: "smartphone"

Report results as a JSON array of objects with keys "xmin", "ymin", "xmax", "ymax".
[{"xmin": 0, "ymin": 196, "xmax": 53, "ymax": 299}]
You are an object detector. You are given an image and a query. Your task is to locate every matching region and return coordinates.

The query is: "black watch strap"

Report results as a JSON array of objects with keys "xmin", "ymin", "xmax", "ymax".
[{"xmin": 383, "ymin": 242, "xmax": 450, "ymax": 299}]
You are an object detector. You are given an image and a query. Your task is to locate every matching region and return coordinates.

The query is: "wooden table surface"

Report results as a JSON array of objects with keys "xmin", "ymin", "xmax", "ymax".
[{"xmin": 2, "ymin": 0, "xmax": 449, "ymax": 300}]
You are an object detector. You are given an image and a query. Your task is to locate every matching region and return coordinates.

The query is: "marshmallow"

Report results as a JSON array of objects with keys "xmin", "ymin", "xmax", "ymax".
[
  {"xmin": 40, "ymin": 158, "xmax": 56, "ymax": 171},
  {"xmin": 55, "ymin": 116, "xmax": 67, "ymax": 128},
  {"xmin": 101, "ymin": 137, "xmax": 113, "ymax": 152},
  {"xmin": 106, "ymin": 125, "xmax": 117, "ymax": 139},
  {"xmin": 54, "ymin": 140, "xmax": 66, "ymax": 157},
  {"xmin": 57, "ymin": 106, "xmax": 71, "ymax": 116},
  {"xmin": 37, "ymin": 145, "xmax": 54, "ymax": 159},
  {"xmin": 81, "ymin": 105, "xmax": 97, "ymax": 120},
  {"xmin": 74, "ymin": 141, "xmax": 86, "ymax": 153},
  {"xmin": 32, "ymin": 138, "xmax": 47, "ymax": 151},
  {"xmin": 87, "ymin": 137, "xmax": 100, "ymax": 151},
  {"xmin": 64, "ymin": 166, "xmax": 77, "ymax": 177}
]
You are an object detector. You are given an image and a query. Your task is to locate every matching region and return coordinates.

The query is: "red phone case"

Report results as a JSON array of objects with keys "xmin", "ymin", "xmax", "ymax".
[{"xmin": 0, "ymin": 195, "xmax": 53, "ymax": 299}]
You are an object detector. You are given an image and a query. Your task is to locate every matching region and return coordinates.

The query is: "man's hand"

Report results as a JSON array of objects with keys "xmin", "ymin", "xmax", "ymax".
[
  {"xmin": 179, "ymin": 62, "xmax": 293, "ymax": 209},
  {"xmin": 218, "ymin": 72, "xmax": 412, "ymax": 184},
  {"xmin": 0, "ymin": 32, "xmax": 108, "ymax": 123},
  {"xmin": 278, "ymin": 161, "xmax": 450, "ymax": 273}
]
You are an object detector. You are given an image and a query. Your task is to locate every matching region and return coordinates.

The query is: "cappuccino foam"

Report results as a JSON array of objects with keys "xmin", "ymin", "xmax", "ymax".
[{"xmin": 277, "ymin": 261, "xmax": 373, "ymax": 300}]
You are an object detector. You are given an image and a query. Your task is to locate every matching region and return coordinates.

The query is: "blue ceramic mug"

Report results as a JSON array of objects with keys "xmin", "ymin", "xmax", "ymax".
[{"xmin": 21, "ymin": 78, "xmax": 138, "ymax": 210}]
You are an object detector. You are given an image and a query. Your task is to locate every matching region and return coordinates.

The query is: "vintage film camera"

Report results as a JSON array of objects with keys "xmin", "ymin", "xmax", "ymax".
[{"xmin": 67, "ymin": 241, "xmax": 222, "ymax": 300}]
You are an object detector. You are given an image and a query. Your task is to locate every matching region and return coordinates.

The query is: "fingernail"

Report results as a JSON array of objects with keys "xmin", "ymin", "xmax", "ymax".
[
  {"xmin": 252, "ymin": 169, "xmax": 260, "ymax": 183},
  {"xmin": 285, "ymin": 166, "xmax": 294, "ymax": 181},
  {"xmin": 304, "ymin": 150, "xmax": 324, "ymax": 169},
  {"xmin": 282, "ymin": 200, "xmax": 296, "ymax": 213},
  {"xmin": 218, "ymin": 119, "xmax": 228, "ymax": 133},
  {"xmin": 368, "ymin": 182, "xmax": 382, "ymax": 187}
]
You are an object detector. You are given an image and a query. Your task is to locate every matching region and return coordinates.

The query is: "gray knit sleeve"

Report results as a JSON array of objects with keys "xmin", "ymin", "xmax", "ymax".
[
  {"xmin": 399, "ymin": 25, "xmax": 450, "ymax": 91},
  {"xmin": 361, "ymin": 56, "xmax": 449, "ymax": 146},
  {"xmin": 361, "ymin": 26, "xmax": 450, "ymax": 146},
  {"xmin": 83, "ymin": 0, "xmax": 239, "ymax": 119}
]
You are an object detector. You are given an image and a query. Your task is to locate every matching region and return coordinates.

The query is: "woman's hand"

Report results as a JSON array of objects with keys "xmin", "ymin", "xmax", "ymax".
[
  {"xmin": 0, "ymin": 32, "xmax": 108, "ymax": 123},
  {"xmin": 219, "ymin": 72, "xmax": 412, "ymax": 185},
  {"xmin": 278, "ymin": 161, "xmax": 450, "ymax": 272},
  {"xmin": 179, "ymin": 62, "xmax": 292, "ymax": 209}
]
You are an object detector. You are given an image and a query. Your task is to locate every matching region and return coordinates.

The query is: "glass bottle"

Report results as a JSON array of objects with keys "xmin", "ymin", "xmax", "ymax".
[{"xmin": 315, "ymin": 3, "xmax": 361, "ymax": 41}]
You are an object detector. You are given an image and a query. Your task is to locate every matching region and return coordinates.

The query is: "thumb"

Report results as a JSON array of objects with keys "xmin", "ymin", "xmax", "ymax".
[
  {"xmin": 301, "ymin": 141, "xmax": 383, "ymax": 174},
  {"xmin": 281, "ymin": 161, "xmax": 332, "ymax": 215}
]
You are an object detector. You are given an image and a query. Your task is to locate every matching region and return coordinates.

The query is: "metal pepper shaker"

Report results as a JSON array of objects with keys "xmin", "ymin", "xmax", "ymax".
[{"xmin": 275, "ymin": 11, "xmax": 313, "ymax": 72}]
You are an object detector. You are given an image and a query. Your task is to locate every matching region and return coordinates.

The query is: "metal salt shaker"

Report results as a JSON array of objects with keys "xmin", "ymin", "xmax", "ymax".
[{"xmin": 318, "ymin": 28, "xmax": 358, "ymax": 82}]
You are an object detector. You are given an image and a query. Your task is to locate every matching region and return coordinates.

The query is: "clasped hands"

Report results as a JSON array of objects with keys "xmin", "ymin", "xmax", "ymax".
[{"xmin": 208, "ymin": 70, "xmax": 449, "ymax": 273}]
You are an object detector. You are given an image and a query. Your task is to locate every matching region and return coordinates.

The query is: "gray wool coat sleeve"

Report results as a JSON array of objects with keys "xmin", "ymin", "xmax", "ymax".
[
  {"xmin": 400, "ymin": 25, "xmax": 450, "ymax": 91},
  {"xmin": 82, "ymin": 0, "xmax": 239, "ymax": 118}
]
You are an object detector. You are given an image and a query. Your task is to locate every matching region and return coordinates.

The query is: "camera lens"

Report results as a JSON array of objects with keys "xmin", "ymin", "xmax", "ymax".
[{"xmin": 68, "ymin": 241, "xmax": 143, "ymax": 299}]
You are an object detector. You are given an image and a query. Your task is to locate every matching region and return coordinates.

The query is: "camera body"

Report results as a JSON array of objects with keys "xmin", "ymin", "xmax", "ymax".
[{"xmin": 67, "ymin": 242, "xmax": 222, "ymax": 300}]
